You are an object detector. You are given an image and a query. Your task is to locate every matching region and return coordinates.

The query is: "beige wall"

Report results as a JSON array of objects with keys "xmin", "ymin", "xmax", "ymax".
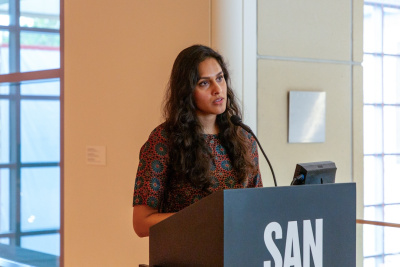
[
  {"xmin": 64, "ymin": 1, "xmax": 210, "ymax": 266},
  {"xmin": 257, "ymin": 0, "xmax": 364, "ymax": 266}
]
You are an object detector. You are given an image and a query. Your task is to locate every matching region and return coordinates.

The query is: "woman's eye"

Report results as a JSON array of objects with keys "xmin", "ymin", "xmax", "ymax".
[
  {"xmin": 199, "ymin": 81, "xmax": 208, "ymax": 87},
  {"xmin": 217, "ymin": 75, "xmax": 224, "ymax": 82}
]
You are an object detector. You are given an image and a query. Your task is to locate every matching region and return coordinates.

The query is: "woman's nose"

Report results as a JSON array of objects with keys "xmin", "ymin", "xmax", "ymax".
[{"xmin": 211, "ymin": 81, "xmax": 222, "ymax": 95}]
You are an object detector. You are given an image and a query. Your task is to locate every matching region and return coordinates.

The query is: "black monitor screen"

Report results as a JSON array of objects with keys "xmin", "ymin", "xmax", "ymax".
[{"xmin": 290, "ymin": 161, "xmax": 337, "ymax": 185}]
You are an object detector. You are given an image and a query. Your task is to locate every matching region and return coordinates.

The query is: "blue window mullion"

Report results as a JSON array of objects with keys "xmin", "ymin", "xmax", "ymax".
[
  {"xmin": 379, "ymin": 5, "xmax": 386, "ymax": 264},
  {"xmin": 7, "ymin": 0, "xmax": 22, "ymax": 247},
  {"xmin": 8, "ymin": 83, "xmax": 21, "ymax": 247}
]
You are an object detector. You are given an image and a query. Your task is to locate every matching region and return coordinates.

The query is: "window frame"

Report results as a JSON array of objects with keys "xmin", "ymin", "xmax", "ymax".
[
  {"xmin": 363, "ymin": 1, "xmax": 400, "ymax": 265},
  {"xmin": 0, "ymin": 0, "xmax": 64, "ymax": 264}
]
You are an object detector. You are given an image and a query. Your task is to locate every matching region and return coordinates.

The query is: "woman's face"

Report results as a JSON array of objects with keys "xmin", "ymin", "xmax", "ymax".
[{"xmin": 193, "ymin": 57, "xmax": 227, "ymax": 120}]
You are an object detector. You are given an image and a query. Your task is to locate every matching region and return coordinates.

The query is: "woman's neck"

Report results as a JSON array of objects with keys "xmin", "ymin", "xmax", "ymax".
[{"xmin": 197, "ymin": 115, "xmax": 219, "ymax": 134}]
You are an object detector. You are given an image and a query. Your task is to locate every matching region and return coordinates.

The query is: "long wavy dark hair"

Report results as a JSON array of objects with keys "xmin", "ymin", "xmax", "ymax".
[{"xmin": 161, "ymin": 44, "xmax": 256, "ymax": 210}]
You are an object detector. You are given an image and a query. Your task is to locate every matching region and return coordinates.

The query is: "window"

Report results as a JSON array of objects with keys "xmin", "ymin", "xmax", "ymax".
[
  {"xmin": 363, "ymin": 0, "xmax": 400, "ymax": 266},
  {"xmin": 0, "ymin": 0, "xmax": 61, "ymax": 266}
]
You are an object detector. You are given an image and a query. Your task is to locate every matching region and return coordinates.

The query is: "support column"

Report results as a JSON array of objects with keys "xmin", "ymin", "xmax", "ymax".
[{"xmin": 211, "ymin": 0, "xmax": 257, "ymax": 132}]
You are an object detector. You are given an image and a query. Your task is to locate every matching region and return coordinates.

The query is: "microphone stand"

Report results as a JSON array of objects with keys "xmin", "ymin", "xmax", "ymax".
[
  {"xmin": 247, "ymin": 128, "xmax": 277, "ymax": 187},
  {"xmin": 230, "ymin": 115, "xmax": 277, "ymax": 187}
]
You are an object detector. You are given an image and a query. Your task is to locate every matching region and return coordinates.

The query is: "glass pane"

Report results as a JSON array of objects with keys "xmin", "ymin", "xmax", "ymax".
[
  {"xmin": 0, "ymin": 100, "xmax": 10, "ymax": 163},
  {"xmin": 363, "ymin": 54, "xmax": 383, "ymax": 104},
  {"xmin": 0, "ymin": 238, "xmax": 10, "ymax": 244},
  {"xmin": 0, "ymin": 82, "xmax": 10, "ymax": 95},
  {"xmin": 20, "ymin": 31, "xmax": 60, "ymax": 72},
  {"xmin": 21, "ymin": 233, "xmax": 60, "ymax": 256},
  {"xmin": 384, "ymin": 156, "xmax": 400, "ymax": 204},
  {"xmin": 364, "ymin": 156, "xmax": 383, "ymax": 206},
  {"xmin": 385, "ymin": 254, "xmax": 400, "ymax": 266},
  {"xmin": 364, "ymin": 4, "xmax": 383, "ymax": 54},
  {"xmin": 365, "ymin": 206, "xmax": 383, "ymax": 222},
  {"xmin": 383, "ymin": 106, "xmax": 400, "ymax": 153},
  {"xmin": 21, "ymin": 100, "xmax": 60, "ymax": 163},
  {"xmin": 0, "ymin": 30, "xmax": 10, "ymax": 74},
  {"xmin": 20, "ymin": 0, "xmax": 60, "ymax": 29},
  {"xmin": 0, "ymin": 168, "xmax": 10, "ymax": 233},
  {"xmin": 21, "ymin": 167, "xmax": 60, "ymax": 231},
  {"xmin": 21, "ymin": 78, "xmax": 60, "ymax": 96},
  {"xmin": 364, "ymin": 257, "xmax": 384, "ymax": 267},
  {"xmin": 364, "ymin": 105, "xmax": 383, "ymax": 154},
  {"xmin": 371, "ymin": 0, "xmax": 400, "ymax": 5},
  {"xmin": 363, "ymin": 223, "xmax": 383, "ymax": 257},
  {"xmin": 0, "ymin": 0, "xmax": 9, "ymax": 26},
  {"xmin": 383, "ymin": 55, "xmax": 400, "ymax": 104},
  {"xmin": 384, "ymin": 204, "xmax": 400, "ymax": 224},
  {"xmin": 383, "ymin": 7, "xmax": 400, "ymax": 55},
  {"xmin": 384, "ymin": 219, "xmax": 400, "ymax": 254}
]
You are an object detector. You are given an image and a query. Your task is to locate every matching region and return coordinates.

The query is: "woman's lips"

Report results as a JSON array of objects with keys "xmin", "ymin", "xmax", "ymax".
[{"xmin": 213, "ymin": 97, "xmax": 224, "ymax": 104}]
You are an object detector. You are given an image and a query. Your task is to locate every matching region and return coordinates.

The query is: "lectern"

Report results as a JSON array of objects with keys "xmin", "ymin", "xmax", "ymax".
[{"xmin": 149, "ymin": 183, "xmax": 356, "ymax": 267}]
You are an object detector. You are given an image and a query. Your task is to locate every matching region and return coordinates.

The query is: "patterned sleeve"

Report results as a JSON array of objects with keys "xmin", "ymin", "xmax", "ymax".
[
  {"xmin": 132, "ymin": 125, "xmax": 169, "ymax": 209},
  {"xmin": 247, "ymin": 132, "xmax": 263, "ymax": 188}
]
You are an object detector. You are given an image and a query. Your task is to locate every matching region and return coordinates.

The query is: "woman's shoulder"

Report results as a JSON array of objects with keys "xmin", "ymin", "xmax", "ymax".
[
  {"xmin": 149, "ymin": 122, "xmax": 166, "ymax": 134},
  {"xmin": 147, "ymin": 122, "xmax": 168, "ymax": 142},
  {"xmin": 139, "ymin": 123, "xmax": 169, "ymax": 156}
]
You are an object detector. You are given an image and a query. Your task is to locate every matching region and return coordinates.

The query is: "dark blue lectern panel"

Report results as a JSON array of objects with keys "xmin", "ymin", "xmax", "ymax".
[
  {"xmin": 223, "ymin": 183, "xmax": 355, "ymax": 266},
  {"xmin": 150, "ymin": 183, "xmax": 356, "ymax": 267}
]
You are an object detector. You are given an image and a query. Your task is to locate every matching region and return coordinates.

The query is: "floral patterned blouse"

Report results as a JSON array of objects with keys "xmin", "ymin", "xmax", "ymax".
[{"xmin": 133, "ymin": 124, "xmax": 262, "ymax": 213}]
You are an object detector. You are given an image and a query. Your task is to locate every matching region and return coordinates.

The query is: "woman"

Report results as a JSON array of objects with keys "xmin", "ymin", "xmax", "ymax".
[{"xmin": 132, "ymin": 45, "xmax": 262, "ymax": 237}]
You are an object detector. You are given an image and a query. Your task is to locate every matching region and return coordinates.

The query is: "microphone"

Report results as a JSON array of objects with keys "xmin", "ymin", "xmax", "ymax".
[{"xmin": 230, "ymin": 115, "xmax": 277, "ymax": 187}]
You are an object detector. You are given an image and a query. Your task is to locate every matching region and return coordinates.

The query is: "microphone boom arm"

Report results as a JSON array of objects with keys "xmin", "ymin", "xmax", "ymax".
[
  {"xmin": 247, "ymin": 128, "xmax": 278, "ymax": 187},
  {"xmin": 230, "ymin": 115, "xmax": 277, "ymax": 187}
]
